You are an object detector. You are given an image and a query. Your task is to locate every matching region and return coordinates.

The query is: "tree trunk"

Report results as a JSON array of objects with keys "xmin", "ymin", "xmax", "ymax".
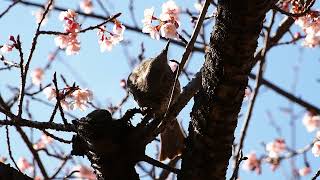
[{"xmin": 180, "ymin": 1, "xmax": 275, "ymax": 179}]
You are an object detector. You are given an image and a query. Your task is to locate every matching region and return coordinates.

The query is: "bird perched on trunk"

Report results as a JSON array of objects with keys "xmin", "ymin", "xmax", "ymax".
[{"xmin": 127, "ymin": 42, "xmax": 185, "ymax": 161}]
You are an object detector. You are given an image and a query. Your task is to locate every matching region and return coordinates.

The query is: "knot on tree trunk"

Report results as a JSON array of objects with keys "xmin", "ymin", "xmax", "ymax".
[{"xmin": 71, "ymin": 109, "xmax": 146, "ymax": 180}]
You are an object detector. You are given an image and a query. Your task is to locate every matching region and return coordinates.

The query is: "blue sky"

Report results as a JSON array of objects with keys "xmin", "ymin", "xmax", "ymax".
[{"xmin": 1, "ymin": 0, "xmax": 320, "ymax": 179}]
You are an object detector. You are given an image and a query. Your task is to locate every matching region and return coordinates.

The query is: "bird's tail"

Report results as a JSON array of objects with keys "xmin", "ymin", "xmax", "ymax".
[{"xmin": 159, "ymin": 118, "xmax": 185, "ymax": 161}]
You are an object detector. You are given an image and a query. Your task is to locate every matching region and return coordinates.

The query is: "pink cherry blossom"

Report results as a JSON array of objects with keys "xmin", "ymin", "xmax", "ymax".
[
  {"xmin": 302, "ymin": 112, "xmax": 320, "ymax": 132},
  {"xmin": 64, "ymin": 20, "xmax": 80, "ymax": 33},
  {"xmin": 113, "ymin": 23, "xmax": 126, "ymax": 36},
  {"xmin": 295, "ymin": 11, "xmax": 320, "ymax": 47},
  {"xmin": 65, "ymin": 40, "xmax": 81, "ymax": 55},
  {"xmin": 142, "ymin": 24, "xmax": 160, "ymax": 40},
  {"xmin": 242, "ymin": 152, "xmax": 261, "ymax": 174},
  {"xmin": 161, "ymin": 0, "xmax": 180, "ymax": 21},
  {"xmin": 142, "ymin": 1, "xmax": 180, "ymax": 40},
  {"xmin": 60, "ymin": 99, "xmax": 70, "ymax": 110},
  {"xmin": 32, "ymin": 9, "xmax": 48, "ymax": 25},
  {"xmin": 80, "ymin": 0, "xmax": 93, "ymax": 14},
  {"xmin": 70, "ymin": 89, "xmax": 93, "ymax": 111},
  {"xmin": 110, "ymin": 34, "xmax": 124, "ymax": 45},
  {"xmin": 99, "ymin": 37, "xmax": 113, "ymax": 52},
  {"xmin": 55, "ymin": 33, "xmax": 80, "ymax": 55},
  {"xmin": 312, "ymin": 141, "xmax": 320, "ymax": 157},
  {"xmin": 17, "ymin": 157, "xmax": 33, "ymax": 172},
  {"xmin": 33, "ymin": 134, "xmax": 54, "ymax": 150},
  {"xmin": 298, "ymin": 166, "xmax": 311, "ymax": 176},
  {"xmin": 1, "ymin": 44, "xmax": 14, "ymax": 53},
  {"xmin": 43, "ymin": 86, "xmax": 57, "ymax": 101},
  {"xmin": 72, "ymin": 165, "xmax": 96, "ymax": 180},
  {"xmin": 54, "ymin": 35, "xmax": 69, "ymax": 49},
  {"xmin": 31, "ymin": 68, "xmax": 44, "ymax": 86},
  {"xmin": 55, "ymin": 9, "xmax": 81, "ymax": 55},
  {"xmin": 142, "ymin": 7, "xmax": 155, "ymax": 25},
  {"xmin": 59, "ymin": 9, "xmax": 77, "ymax": 21},
  {"xmin": 32, "ymin": 1, "xmax": 52, "ymax": 25},
  {"xmin": 160, "ymin": 22, "xmax": 178, "ymax": 39},
  {"xmin": 266, "ymin": 138, "xmax": 286, "ymax": 158},
  {"xmin": 97, "ymin": 23, "xmax": 125, "ymax": 52}
]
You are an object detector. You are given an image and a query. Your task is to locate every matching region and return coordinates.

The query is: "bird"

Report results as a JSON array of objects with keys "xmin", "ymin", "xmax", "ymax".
[{"xmin": 127, "ymin": 42, "xmax": 185, "ymax": 161}]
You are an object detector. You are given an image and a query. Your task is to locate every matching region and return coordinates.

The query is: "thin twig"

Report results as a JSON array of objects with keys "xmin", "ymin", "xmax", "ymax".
[
  {"xmin": 0, "ymin": 0, "xmax": 21, "ymax": 18},
  {"xmin": 38, "ymin": 13, "xmax": 121, "ymax": 36},
  {"xmin": 15, "ymin": 126, "xmax": 49, "ymax": 178},
  {"xmin": 142, "ymin": 155, "xmax": 180, "ymax": 175},
  {"xmin": 50, "ymin": 155, "xmax": 71, "ymax": 179},
  {"xmin": 17, "ymin": 0, "xmax": 54, "ymax": 118},
  {"xmin": 0, "ymin": 118, "xmax": 76, "ymax": 132},
  {"xmin": 128, "ymin": 0, "xmax": 138, "ymax": 27},
  {"xmin": 42, "ymin": 129, "xmax": 72, "ymax": 144},
  {"xmin": 164, "ymin": 0, "xmax": 211, "ymax": 118},
  {"xmin": 5, "ymin": 125, "xmax": 21, "ymax": 172},
  {"xmin": 52, "ymin": 73, "xmax": 68, "ymax": 124}
]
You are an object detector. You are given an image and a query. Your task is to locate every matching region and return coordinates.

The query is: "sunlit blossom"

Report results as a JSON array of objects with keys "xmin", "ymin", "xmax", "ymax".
[
  {"xmin": 160, "ymin": 22, "xmax": 178, "ymax": 39},
  {"xmin": 33, "ymin": 134, "xmax": 54, "ymax": 150},
  {"xmin": 142, "ymin": 1, "xmax": 180, "ymax": 40},
  {"xmin": 142, "ymin": 7, "xmax": 155, "ymax": 25},
  {"xmin": 80, "ymin": 0, "xmax": 93, "ymax": 14},
  {"xmin": 266, "ymin": 138, "xmax": 286, "ymax": 158},
  {"xmin": 161, "ymin": 0, "xmax": 180, "ymax": 21},
  {"xmin": 1, "ymin": 44, "xmax": 14, "ymax": 53},
  {"xmin": 31, "ymin": 68, "xmax": 44, "ymax": 86},
  {"xmin": 43, "ymin": 86, "xmax": 57, "ymax": 101},
  {"xmin": 242, "ymin": 152, "xmax": 261, "ymax": 174},
  {"xmin": 70, "ymin": 89, "xmax": 93, "ymax": 111},
  {"xmin": 17, "ymin": 158, "xmax": 33, "ymax": 172},
  {"xmin": 302, "ymin": 112, "xmax": 320, "ymax": 132}
]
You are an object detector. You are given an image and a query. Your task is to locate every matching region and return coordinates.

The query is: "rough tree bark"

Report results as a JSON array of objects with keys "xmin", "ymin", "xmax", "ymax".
[{"xmin": 180, "ymin": 1, "xmax": 275, "ymax": 179}]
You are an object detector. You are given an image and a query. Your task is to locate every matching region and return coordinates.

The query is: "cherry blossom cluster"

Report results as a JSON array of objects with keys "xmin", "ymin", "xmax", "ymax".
[
  {"xmin": 295, "ymin": 11, "xmax": 320, "ymax": 47},
  {"xmin": 80, "ymin": 0, "xmax": 93, "ymax": 14},
  {"xmin": 142, "ymin": 0, "xmax": 180, "ymax": 40},
  {"xmin": 54, "ymin": 9, "xmax": 81, "ymax": 55},
  {"xmin": 1, "ymin": 35, "xmax": 17, "ymax": 53},
  {"xmin": 277, "ymin": 1, "xmax": 320, "ymax": 47},
  {"xmin": 97, "ymin": 20, "xmax": 125, "ymax": 52},
  {"xmin": 43, "ymin": 85, "xmax": 93, "ymax": 111},
  {"xmin": 242, "ymin": 139, "xmax": 286, "ymax": 174},
  {"xmin": 278, "ymin": 0, "xmax": 320, "ymax": 47}
]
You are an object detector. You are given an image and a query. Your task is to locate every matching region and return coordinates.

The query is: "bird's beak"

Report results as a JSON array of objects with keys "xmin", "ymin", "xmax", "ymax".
[{"xmin": 156, "ymin": 41, "xmax": 170, "ymax": 61}]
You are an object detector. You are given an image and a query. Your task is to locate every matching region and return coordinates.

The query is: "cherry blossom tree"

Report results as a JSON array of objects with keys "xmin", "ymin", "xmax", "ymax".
[{"xmin": 0, "ymin": 0, "xmax": 320, "ymax": 179}]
